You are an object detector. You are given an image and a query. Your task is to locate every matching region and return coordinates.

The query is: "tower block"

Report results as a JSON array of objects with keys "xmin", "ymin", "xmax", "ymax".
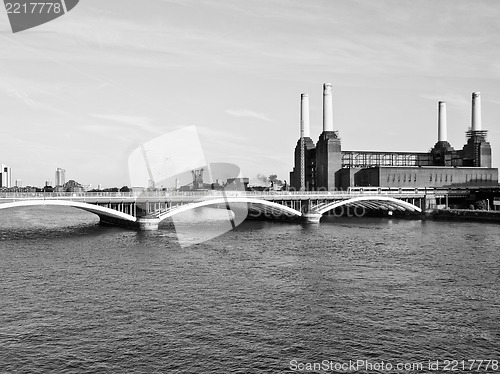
[
  {"xmin": 463, "ymin": 92, "xmax": 492, "ymax": 167},
  {"xmin": 315, "ymin": 84, "xmax": 341, "ymax": 190},
  {"xmin": 290, "ymin": 93, "xmax": 316, "ymax": 190}
]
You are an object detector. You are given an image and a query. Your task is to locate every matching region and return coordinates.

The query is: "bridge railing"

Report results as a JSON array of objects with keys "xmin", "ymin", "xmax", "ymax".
[
  {"xmin": 0, "ymin": 190, "xmax": 386, "ymax": 198},
  {"xmin": 0, "ymin": 192, "xmax": 136, "ymax": 199},
  {"xmin": 0, "ymin": 188, "xmax": 464, "ymax": 200}
]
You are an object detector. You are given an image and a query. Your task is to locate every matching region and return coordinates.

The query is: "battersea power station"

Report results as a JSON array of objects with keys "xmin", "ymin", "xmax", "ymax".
[{"xmin": 290, "ymin": 84, "xmax": 499, "ymax": 191}]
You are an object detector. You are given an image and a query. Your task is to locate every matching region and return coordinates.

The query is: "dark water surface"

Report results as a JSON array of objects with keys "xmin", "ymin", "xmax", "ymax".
[{"xmin": 1, "ymin": 207, "xmax": 499, "ymax": 373}]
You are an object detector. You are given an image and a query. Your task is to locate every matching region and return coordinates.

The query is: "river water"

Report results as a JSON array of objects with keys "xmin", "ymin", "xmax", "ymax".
[{"xmin": 0, "ymin": 207, "xmax": 499, "ymax": 373}]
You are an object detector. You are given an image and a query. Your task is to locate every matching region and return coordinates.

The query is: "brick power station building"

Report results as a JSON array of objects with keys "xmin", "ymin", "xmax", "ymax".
[{"xmin": 290, "ymin": 85, "xmax": 498, "ymax": 191}]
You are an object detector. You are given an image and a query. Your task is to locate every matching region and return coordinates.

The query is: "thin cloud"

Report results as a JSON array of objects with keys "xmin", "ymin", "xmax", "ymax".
[
  {"xmin": 419, "ymin": 93, "xmax": 469, "ymax": 107},
  {"xmin": 225, "ymin": 109, "xmax": 272, "ymax": 122},
  {"xmin": 419, "ymin": 92, "xmax": 474, "ymax": 117},
  {"xmin": 0, "ymin": 75, "xmax": 43, "ymax": 106},
  {"xmin": 89, "ymin": 114, "xmax": 160, "ymax": 133}
]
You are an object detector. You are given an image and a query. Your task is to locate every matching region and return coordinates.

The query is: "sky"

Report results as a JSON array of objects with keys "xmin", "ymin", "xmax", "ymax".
[{"xmin": 1, "ymin": 0, "xmax": 500, "ymax": 188}]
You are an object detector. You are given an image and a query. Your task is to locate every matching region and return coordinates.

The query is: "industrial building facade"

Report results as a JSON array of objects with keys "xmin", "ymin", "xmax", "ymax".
[{"xmin": 290, "ymin": 85, "xmax": 498, "ymax": 190}]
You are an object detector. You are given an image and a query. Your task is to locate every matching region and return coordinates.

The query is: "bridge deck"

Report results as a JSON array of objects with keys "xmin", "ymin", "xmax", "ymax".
[{"xmin": 0, "ymin": 188, "xmax": 468, "ymax": 203}]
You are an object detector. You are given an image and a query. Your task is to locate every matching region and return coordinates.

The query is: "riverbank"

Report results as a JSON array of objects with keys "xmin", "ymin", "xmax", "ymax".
[{"xmin": 427, "ymin": 208, "xmax": 500, "ymax": 223}]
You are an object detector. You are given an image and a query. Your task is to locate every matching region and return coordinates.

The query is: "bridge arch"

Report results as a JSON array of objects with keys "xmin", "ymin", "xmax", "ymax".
[
  {"xmin": 0, "ymin": 200, "xmax": 137, "ymax": 222},
  {"xmin": 315, "ymin": 196, "xmax": 422, "ymax": 215},
  {"xmin": 158, "ymin": 197, "xmax": 302, "ymax": 221}
]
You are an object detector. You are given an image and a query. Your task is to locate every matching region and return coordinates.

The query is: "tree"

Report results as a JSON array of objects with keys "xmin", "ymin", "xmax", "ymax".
[
  {"xmin": 269, "ymin": 174, "xmax": 283, "ymax": 186},
  {"xmin": 474, "ymin": 200, "xmax": 488, "ymax": 210}
]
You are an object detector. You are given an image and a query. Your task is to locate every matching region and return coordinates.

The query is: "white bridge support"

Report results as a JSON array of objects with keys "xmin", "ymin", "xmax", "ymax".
[
  {"xmin": 158, "ymin": 197, "xmax": 303, "ymax": 222},
  {"xmin": 302, "ymin": 213, "xmax": 323, "ymax": 223},
  {"xmin": 0, "ymin": 200, "xmax": 138, "ymax": 228},
  {"xmin": 314, "ymin": 196, "xmax": 422, "ymax": 216},
  {"xmin": 136, "ymin": 218, "xmax": 160, "ymax": 231}
]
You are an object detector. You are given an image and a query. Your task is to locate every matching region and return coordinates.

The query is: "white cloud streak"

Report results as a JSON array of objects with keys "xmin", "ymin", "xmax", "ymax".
[
  {"xmin": 225, "ymin": 109, "xmax": 272, "ymax": 122},
  {"xmin": 89, "ymin": 114, "xmax": 159, "ymax": 133}
]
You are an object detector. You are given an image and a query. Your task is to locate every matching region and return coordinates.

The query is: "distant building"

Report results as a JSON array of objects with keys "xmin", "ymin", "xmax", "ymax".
[
  {"xmin": 0, "ymin": 164, "xmax": 12, "ymax": 188},
  {"xmin": 15, "ymin": 179, "xmax": 22, "ymax": 187},
  {"xmin": 55, "ymin": 168, "xmax": 66, "ymax": 186},
  {"xmin": 192, "ymin": 169, "xmax": 204, "ymax": 190},
  {"xmin": 63, "ymin": 180, "xmax": 84, "ymax": 193},
  {"xmin": 131, "ymin": 187, "xmax": 145, "ymax": 193},
  {"xmin": 45, "ymin": 180, "xmax": 52, "ymax": 187},
  {"xmin": 226, "ymin": 178, "xmax": 249, "ymax": 190}
]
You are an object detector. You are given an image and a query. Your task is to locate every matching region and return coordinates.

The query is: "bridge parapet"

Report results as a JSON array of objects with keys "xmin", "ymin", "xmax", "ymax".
[{"xmin": 0, "ymin": 187, "xmax": 475, "ymax": 202}]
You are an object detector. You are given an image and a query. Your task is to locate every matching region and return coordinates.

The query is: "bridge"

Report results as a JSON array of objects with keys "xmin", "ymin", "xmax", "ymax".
[{"xmin": 0, "ymin": 189, "xmax": 462, "ymax": 230}]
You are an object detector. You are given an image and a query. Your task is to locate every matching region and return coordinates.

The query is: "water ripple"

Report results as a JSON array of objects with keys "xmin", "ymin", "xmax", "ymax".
[{"xmin": 0, "ymin": 209, "xmax": 499, "ymax": 372}]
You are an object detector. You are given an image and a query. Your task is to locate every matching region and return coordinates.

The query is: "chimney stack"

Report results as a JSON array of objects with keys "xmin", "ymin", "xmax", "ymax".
[
  {"xmin": 472, "ymin": 92, "xmax": 482, "ymax": 131},
  {"xmin": 438, "ymin": 101, "xmax": 447, "ymax": 142},
  {"xmin": 323, "ymin": 83, "xmax": 334, "ymax": 132},
  {"xmin": 300, "ymin": 93, "xmax": 310, "ymax": 138}
]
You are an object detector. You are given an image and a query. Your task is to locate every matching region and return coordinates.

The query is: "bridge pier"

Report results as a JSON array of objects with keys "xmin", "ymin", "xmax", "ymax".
[
  {"xmin": 301, "ymin": 213, "xmax": 322, "ymax": 224},
  {"xmin": 136, "ymin": 218, "xmax": 160, "ymax": 231}
]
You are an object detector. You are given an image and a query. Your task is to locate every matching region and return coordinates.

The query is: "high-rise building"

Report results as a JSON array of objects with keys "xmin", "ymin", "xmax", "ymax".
[
  {"xmin": 0, "ymin": 164, "xmax": 12, "ymax": 188},
  {"xmin": 55, "ymin": 168, "xmax": 66, "ymax": 186},
  {"xmin": 15, "ymin": 179, "xmax": 22, "ymax": 187}
]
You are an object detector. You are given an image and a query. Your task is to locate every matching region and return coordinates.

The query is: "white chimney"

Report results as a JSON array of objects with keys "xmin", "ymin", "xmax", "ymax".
[
  {"xmin": 323, "ymin": 83, "xmax": 334, "ymax": 132},
  {"xmin": 300, "ymin": 93, "xmax": 310, "ymax": 138},
  {"xmin": 472, "ymin": 92, "xmax": 481, "ymax": 131},
  {"xmin": 438, "ymin": 101, "xmax": 447, "ymax": 142}
]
